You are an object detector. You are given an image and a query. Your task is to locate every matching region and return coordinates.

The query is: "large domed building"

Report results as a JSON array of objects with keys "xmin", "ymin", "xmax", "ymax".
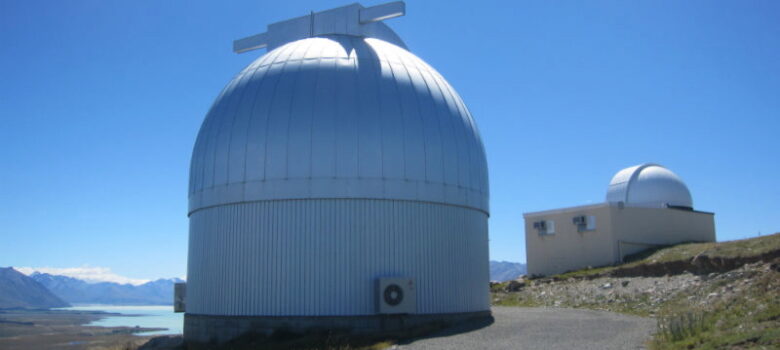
[
  {"xmin": 524, "ymin": 163, "xmax": 715, "ymax": 277},
  {"xmin": 179, "ymin": 2, "xmax": 490, "ymax": 345}
]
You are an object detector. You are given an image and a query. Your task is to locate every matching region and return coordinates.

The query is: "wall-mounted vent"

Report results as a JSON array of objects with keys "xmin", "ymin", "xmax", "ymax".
[
  {"xmin": 534, "ymin": 220, "xmax": 555, "ymax": 235},
  {"xmin": 573, "ymin": 215, "xmax": 596, "ymax": 232},
  {"xmin": 376, "ymin": 277, "xmax": 416, "ymax": 314}
]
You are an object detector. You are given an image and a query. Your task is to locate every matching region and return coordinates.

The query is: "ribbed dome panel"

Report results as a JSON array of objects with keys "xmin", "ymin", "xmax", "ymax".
[{"xmin": 188, "ymin": 35, "xmax": 489, "ymax": 215}]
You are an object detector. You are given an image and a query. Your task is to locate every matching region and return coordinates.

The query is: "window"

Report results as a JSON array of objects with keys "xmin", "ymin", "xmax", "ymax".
[{"xmin": 586, "ymin": 216, "xmax": 596, "ymax": 230}]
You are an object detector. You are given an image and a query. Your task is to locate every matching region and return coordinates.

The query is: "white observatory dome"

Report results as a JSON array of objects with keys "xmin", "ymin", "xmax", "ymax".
[
  {"xmin": 606, "ymin": 163, "xmax": 693, "ymax": 209},
  {"xmin": 184, "ymin": 3, "xmax": 490, "ymax": 342},
  {"xmin": 188, "ymin": 35, "xmax": 488, "ymax": 215}
]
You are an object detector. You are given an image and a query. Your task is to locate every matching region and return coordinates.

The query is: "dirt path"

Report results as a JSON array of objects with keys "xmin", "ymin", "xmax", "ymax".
[{"xmin": 396, "ymin": 307, "xmax": 655, "ymax": 350}]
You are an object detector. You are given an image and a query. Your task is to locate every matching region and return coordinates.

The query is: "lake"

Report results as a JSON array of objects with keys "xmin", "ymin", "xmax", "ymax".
[{"xmin": 63, "ymin": 305, "xmax": 183, "ymax": 335}]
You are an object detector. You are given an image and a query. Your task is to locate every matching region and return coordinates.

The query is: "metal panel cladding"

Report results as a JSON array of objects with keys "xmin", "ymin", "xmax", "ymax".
[
  {"xmin": 187, "ymin": 35, "xmax": 490, "ymax": 316},
  {"xmin": 187, "ymin": 199, "xmax": 489, "ymax": 316}
]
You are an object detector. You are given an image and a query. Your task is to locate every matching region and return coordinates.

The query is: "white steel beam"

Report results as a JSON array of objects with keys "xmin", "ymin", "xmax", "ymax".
[
  {"xmin": 359, "ymin": 1, "xmax": 405, "ymax": 24},
  {"xmin": 233, "ymin": 32, "xmax": 269, "ymax": 54}
]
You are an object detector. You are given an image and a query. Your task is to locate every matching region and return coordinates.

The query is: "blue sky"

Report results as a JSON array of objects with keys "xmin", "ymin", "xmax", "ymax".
[{"xmin": 1, "ymin": 1, "xmax": 778, "ymax": 281}]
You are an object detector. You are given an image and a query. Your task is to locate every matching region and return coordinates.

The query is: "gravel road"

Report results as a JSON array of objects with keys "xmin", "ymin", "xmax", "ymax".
[{"xmin": 396, "ymin": 307, "xmax": 655, "ymax": 350}]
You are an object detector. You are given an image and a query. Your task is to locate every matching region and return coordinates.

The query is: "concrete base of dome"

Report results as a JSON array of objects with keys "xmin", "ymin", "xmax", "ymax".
[{"xmin": 183, "ymin": 310, "xmax": 492, "ymax": 346}]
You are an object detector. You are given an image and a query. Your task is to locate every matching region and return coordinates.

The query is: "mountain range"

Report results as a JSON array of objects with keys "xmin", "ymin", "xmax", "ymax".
[
  {"xmin": 490, "ymin": 261, "xmax": 527, "ymax": 282},
  {"xmin": 3, "ymin": 261, "xmax": 521, "ymax": 308},
  {"xmin": 30, "ymin": 272, "xmax": 182, "ymax": 306},
  {"xmin": 0, "ymin": 267, "xmax": 70, "ymax": 309}
]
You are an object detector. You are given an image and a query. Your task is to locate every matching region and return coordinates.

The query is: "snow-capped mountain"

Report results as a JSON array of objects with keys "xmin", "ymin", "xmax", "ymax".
[{"xmin": 30, "ymin": 272, "xmax": 183, "ymax": 305}]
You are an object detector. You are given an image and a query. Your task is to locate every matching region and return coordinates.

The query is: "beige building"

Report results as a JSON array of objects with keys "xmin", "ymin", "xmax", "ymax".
[{"xmin": 524, "ymin": 164, "xmax": 716, "ymax": 277}]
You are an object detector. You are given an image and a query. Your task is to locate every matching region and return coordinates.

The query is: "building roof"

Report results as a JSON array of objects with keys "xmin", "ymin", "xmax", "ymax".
[
  {"xmin": 606, "ymin": 163, "xmax": 693, "ymax": 209},
  {"xmin": 523, "ymin": 203, "xmax": 609, "ymax": 218}
]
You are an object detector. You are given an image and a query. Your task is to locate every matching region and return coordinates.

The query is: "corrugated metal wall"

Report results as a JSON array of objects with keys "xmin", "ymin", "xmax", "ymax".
[{"xmin": 187, "ymin": 198, "xmax": 489, "ymax": 316}]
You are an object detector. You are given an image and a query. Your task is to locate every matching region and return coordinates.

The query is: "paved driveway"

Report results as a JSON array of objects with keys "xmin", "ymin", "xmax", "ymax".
[{"xmin": 396, "ymin": 307, "xmax": 655, "ymax": 350}]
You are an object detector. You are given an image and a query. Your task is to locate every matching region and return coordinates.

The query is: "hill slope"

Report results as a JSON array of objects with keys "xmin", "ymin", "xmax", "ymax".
[
  {"xmin": 0, "ymin": 267, "xmax": 70, "ymax": 309},
  {"xmin": 30, "ymin": 273, "xmax": 183, "ymax": 305},
  {"xmin": 491, "ymin": 233, "xmax": 780, "ymax": 350}
]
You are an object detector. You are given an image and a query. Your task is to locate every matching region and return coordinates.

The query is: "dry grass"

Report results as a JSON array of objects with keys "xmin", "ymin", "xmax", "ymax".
[
  {"xmin": 492, "ymin": 233, "xmax": 780, "ymax": 350},
  {"xmin": 649, "ymin": 260, "xmax": 780, "ymax": 350},
  {"xmin": 553, "ymin": 233, "xmax": 780, "ymax": 280},
  {"xmin": 624, "ymin": 232, "xmax": 780, "ymax": 267}
]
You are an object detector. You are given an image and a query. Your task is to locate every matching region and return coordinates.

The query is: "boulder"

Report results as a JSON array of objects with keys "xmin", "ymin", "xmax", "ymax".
[{"xmin": 505, "ymin": 279, "xmax": 526, "ymax": 292}]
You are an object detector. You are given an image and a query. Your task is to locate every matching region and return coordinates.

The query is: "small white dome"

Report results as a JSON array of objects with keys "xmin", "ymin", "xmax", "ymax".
[{"xmin": 606, "ymin": 164, "xmax": 693, "ymax": 209}]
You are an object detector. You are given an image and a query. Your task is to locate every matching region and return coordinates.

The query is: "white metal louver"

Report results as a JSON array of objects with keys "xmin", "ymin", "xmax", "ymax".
[{"xmin": 377, "ymin": 277, "xmax": 416, "ymax": 314}]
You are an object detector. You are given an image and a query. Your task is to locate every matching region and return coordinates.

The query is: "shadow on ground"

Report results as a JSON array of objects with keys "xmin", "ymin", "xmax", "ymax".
[
  {"xmin": 139, "ymin": 315, "xmax": 495, "ymax": 350},
  {"xmin": 396, "ymin": 315, "xmax": 495, "ymax": 346}
]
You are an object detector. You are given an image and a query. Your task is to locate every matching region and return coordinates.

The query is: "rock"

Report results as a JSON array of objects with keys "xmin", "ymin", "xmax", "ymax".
[
  {"xmin": 707, "ymin": 292, "xmax": 719, "ymax": 298},
  {"xmin": 621, "ymin": 280, "xmax": 630, "ymax": 287},
  {"xmin": 600, "ymin": 283, "xmax": 613, "ymax": 289},
  {"xmin": 505, "ymin": 280, "xmax": 526, "ymax": 292},
  {"xmin": 770, "ymin": 263, "xmax": 780, "ymax": 273}
]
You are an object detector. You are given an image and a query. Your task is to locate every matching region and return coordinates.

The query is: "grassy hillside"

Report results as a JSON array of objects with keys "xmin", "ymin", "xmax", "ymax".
[
  {"xmin": 492, "ymin": 233, "xmax": 780, "ymax": 350},
  {"xmin": 557, "ymin": 233, "xmax": 780, "ymax": 280}
]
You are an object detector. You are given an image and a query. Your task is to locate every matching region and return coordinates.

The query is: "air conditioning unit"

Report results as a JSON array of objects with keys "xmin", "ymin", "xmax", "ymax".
[
  {"xmin": 533, "ymin": 221, "xmax": 547, "ymax": 230},
  {"xmin": 574, "ymin": 215, "xmax": 597, "ymax": 231},
  {"xmin": 376, "ymin": 277, "xmax": 416, "ymax": 314}
]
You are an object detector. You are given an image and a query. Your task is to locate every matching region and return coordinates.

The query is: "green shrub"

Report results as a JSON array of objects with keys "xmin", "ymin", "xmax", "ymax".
[{"xmin": 656, "ymin": 311, "xmax": 707, "ymax": 342}]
